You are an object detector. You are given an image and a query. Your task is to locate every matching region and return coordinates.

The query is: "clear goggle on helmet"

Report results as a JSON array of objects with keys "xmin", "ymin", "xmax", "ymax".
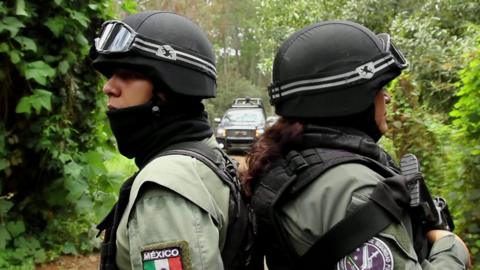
[
  {"xmin": 94, "ymin": 20, "xmax": 137, "ymax": 53},
  {"xmin": 94, "ymin": 20, "xmax": 217, "ymax": 77},
  {"xmin": 377, "ymin": 33, "xmax": 408, "ymax": 69}
]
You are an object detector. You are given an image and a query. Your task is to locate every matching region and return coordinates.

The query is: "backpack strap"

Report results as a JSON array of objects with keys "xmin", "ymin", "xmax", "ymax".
[
  {"xmin": 300, "ymin": 174, "xmax": 409, "ymax": 268},
  {"xmin": 158, "ymin": 141, "xmax": 241, "ymax": 199}
]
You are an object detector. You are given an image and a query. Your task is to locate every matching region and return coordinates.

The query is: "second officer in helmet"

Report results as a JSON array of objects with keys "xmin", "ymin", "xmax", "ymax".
[
  {"xmin": 91, "ymin": 11, "xmax": 252, "ymax": 270},
  {"xmin": 243, "ymin": 20, "xmax": 471, "ymax": 269}
]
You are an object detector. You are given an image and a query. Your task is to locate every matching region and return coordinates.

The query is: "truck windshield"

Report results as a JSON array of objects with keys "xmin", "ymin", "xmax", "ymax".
[{"xmin": 222, "ymin": 109, "xmax": 264, "ymax": 124}]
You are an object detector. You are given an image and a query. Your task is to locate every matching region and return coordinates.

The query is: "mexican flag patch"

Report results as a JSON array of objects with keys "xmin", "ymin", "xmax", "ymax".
[{"xmin": 142, "ymin": 241, "xmax": 191, "ymax": 270}]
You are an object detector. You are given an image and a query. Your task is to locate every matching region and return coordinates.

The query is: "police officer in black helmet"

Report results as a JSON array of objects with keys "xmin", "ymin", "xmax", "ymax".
[
  {"xmin": 91, "ymin": 11, "xmax": 252, "ymax": 270},
  {"xmin": 243, "ymin": 20, "xmax": 471, "ymax": 269}
]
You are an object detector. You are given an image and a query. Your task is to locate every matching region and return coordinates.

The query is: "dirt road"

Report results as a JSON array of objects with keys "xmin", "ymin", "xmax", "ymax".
[{"xmin": 36, "ymin": 254, "xmax": 99, "ymax": 270}]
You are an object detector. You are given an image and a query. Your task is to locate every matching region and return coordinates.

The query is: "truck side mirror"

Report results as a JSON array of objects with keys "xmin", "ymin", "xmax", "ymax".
[{"xmin": 214, "ymin": 117, "xmax": 221, "ymax": 124}]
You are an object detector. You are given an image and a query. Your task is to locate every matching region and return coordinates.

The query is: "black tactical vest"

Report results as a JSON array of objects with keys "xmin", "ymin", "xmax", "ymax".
[
  {"xmin": 97, "ymin": 141, "xmax": 259, "ymax": 270},
  {"xmin": 251, "ymin": 147, "xmax": 410, "ymax": 270}
]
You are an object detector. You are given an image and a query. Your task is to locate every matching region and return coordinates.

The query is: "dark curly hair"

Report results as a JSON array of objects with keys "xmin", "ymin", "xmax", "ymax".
[{"xmin": 241, "ymin": 118, "xmax": 304, "ymax": 196}]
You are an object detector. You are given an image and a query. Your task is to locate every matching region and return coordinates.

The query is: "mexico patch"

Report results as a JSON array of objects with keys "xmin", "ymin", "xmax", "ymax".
[
  {"xmin": 142, "ymin": 241, "xmax": 191, "ymax": 270},
  {"xmin": 336, "ymin": 237, "xmax": 393, "ymax": 270}
]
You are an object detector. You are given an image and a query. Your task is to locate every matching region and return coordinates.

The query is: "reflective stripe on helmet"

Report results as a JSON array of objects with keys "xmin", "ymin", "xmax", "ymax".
[
  {"xmin": 269, "ymin": 54, "xmax": 394, "ymax": 101},
  {"xmin": 133, "ymin": 37, "xmax": 217, "ymax": 78}
]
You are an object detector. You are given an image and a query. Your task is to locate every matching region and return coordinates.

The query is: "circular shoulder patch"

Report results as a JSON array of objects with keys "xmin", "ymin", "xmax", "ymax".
[{"xmin": 336, "ymin": 237, "xmax": 393, "ymax": 270}]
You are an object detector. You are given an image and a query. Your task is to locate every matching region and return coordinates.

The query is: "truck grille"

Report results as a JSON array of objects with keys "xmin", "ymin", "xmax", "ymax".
[{"xmin": 226, "ymin": 129, "xmax": 255, "ymax": 137}]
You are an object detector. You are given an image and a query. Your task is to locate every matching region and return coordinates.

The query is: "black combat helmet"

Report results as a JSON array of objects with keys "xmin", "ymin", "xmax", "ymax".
[
  {"xmin": 268, "ymin": 20, "xmax": 408, "ymax": 118},
  {"xmin": 91, "ymin": 11, "xmax": 216, "ymax": 98}
]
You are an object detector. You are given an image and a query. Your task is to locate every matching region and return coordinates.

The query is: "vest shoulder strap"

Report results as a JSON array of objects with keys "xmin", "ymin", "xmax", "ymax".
[
  {"xmin": 285, "ymin": 148, "xmax": 394, "ymax": 196},
  {"xmin": 156, "ymin": 141, "xmax": 256, "ymax": 270},
  {"xmin": 253, "ymin": 147, "xmax": 406, "ymax": 269},
  {"xmin": 158, "ymin": 141, "xmax": 241, "ymax": 195},
  {"xmin": 256, "ymin": 148, "xmax": 393, "ymax": 209},
  {"xmin": 300, "ymin": 174, "xmax": 408, "ymax": 268}
]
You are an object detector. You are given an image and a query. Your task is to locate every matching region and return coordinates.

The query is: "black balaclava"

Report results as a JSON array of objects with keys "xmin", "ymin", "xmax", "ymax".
[
  {"xmin": 106, "ymin": 97, "xmax": 213, "ymax": 168},
  {"xmin": 307, "ymin": 102, "xmax": 382, "ymax": 142},
  {"xmin": 300, "ymin": 102, "xmax": 399, "ymax": 171}
]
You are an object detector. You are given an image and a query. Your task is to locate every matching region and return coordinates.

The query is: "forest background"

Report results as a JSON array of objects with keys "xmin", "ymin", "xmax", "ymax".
[{"xmin": 0, "ymin": 0, "xmax": 479, "ymax": 269}]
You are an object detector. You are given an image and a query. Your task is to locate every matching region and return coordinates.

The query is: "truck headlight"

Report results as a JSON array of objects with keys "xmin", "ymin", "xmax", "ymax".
[
  {"xmin": 255, "ymin": 128, "xmax": 264, "ymax": 138},
  {"xmin": 216, "ymin": 128, "xmax": 226, "ymax": 138}
]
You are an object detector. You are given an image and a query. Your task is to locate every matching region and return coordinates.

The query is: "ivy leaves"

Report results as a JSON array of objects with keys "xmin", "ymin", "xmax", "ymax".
[
  {"xmin": 44, "ymin": 10, "xmax": 90, "ymax": 38},
  {"xmin": 16, "ymin": 89, "xmax": 52, "ymax": 114},
  {"xmin": 0, "ymin": 0, "xmax": 120, "ymax": 267},
  {"xmin": 13, "ymin": 36, "xmax": 37, "ymax": 52},
  {"xmin": 0, "ymin": 199, "xmax": 22, "ymax": 252},
  {"xmin": 25, "ymin": 61, "xmax": 56, "ymax": 85},
  {"xmin": 0, "ymin": 16, "xmax": 24, "ymax": 37},
  {"xmin": 14, "ymin": 61, "xmax": 56, "ymax": 115},
  {"xmin": 44, "ymin": 17, "xmax": 65, "ymax": 37},
  {"xmin": 0, "ymin": 2, "xmax": 95, "ymax": 117}
]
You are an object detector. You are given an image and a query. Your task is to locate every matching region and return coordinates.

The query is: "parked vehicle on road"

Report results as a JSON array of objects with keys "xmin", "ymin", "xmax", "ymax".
[{"xmin": 215, "ymin": 97, "xmax": 266, "ymax": 152}]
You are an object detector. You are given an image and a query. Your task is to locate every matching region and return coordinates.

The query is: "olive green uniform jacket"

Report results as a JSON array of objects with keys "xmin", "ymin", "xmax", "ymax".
[
  {"xmin": 280, "ymin": 163, "xmax": 470, "ymax": 269},
  {"xmin": 115, "ymin": 137, "xmax": 230, "ymax": 270}
]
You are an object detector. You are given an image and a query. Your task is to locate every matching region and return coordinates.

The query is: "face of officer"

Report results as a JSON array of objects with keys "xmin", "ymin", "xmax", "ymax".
[
  {"xmin": 374, "ymin": 89, "xmax": 391, "ymax": 134},
  {"xmin": 102, "ymin": 69, "xmax": 154, "ymax": 110}
]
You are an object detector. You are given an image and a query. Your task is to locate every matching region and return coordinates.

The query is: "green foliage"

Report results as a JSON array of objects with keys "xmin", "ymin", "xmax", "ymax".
[
  {"xmin": 253, "ymin": 0, "xmax": 325, "ymax": 74},
  {"xmin": 15, "ymin": 89, "xmax": 52, "ymax": 114},
  {"xmin": 182, "ymin": 0, "xmax": 273, "ymax": 118},
  {"xmin": 386, "ymin": 10, "xmax": 480, "ymax": 267},
  {"xmin": 391, "ymin": 17, "xmax": 477, "ymax": 114},
  {"xmin": 451, "ymin": 43, "xmax": 480, "ymax": 143},
  {"xmin": 121, "ymin": 0, "xmax": 138, "ymax": 13},
  {"xmin": 0, "ymin": 0, "xmax": 136, "ymax": 268},
  {"xmin": 448, "ymin": 40, "xmax": 480, "ymax": 261},
  {"xmin": 24, "ymin": 61, "xmax": 56, "ymax": 85}
]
